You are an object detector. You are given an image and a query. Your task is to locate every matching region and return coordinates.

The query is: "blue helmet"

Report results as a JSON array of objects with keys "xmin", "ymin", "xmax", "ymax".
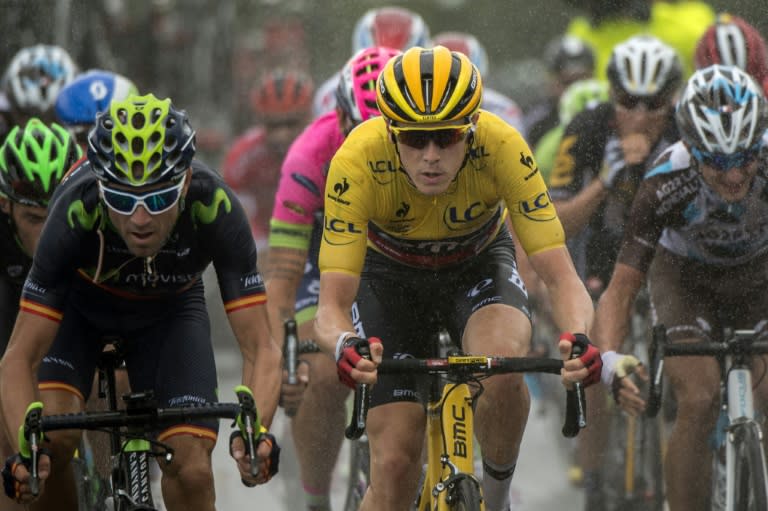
[{"xmin": 55, "ymin": 69, "xmax": 138, "ymax": 127}]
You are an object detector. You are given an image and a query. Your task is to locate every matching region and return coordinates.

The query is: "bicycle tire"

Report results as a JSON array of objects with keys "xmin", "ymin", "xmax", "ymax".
[
  {"xmin": 732, "ymin": 422, "xmax": 768, "ymax": 511},
  {"xmin": 445, "ymin": 475, "xmax": 483, "ymax": 511},
  {"xmin": 342, "ymin": 436, "xmax": 370, "ymax": 511}
]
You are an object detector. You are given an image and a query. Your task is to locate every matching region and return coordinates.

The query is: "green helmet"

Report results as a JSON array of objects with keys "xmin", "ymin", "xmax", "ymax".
[
  {"xmin": 87, "ymin": 93, "xmax": 196, "ymax": 187},
  {"xmin": 558, "ymin": 78, "xmax": 610, "ymax": 126},
  {"xmin": 0, "ymin": 118, "xmax": 82, "ymax": 207}
]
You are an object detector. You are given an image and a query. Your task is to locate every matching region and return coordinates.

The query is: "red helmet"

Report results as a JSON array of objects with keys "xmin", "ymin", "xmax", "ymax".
[
  {"xmin": 249, "ymin": 69, "xmax": 314, "ymax": 119},
  {"xmin": 695, "ymin": 14, "xmax": 768, "ymax": 95}
]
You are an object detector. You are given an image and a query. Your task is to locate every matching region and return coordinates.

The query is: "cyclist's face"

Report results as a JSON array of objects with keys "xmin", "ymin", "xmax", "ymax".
[
  {"xmin": 391, "ymin": 120, "xmax": 471, "ymax": 196},
  {"xmin": 699, "ymin": 158, "xmax": 760, "ymax": 202},
  {"xmin": 264, "ymin": 117, "xmax": 306, "ymax": 155},
  {"xmin": 106, "ymin": 171, "xmax": 191, "ymax": 258},
  {"xmin": 0, "ymin": 199, "xmax": 48, "ymax": 257}
]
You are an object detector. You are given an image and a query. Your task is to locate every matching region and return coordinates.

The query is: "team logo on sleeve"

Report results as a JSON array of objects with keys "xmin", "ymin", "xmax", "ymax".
[
  {"xmin": 519, "ymin": 191, "xmax": 557, "ymax": 221},
  {"xmin": 327, "ymin": 178, "xmax": 351, "ymax": 205},
  {"xmin": 520, "ymin": 152, "xmax": 539, "ymax": 181}
]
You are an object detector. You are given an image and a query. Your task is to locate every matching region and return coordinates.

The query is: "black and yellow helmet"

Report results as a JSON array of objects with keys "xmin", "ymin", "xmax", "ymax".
[{"xmin": 376, "ymin": 45, "xmax": 483, "ymax": 123}]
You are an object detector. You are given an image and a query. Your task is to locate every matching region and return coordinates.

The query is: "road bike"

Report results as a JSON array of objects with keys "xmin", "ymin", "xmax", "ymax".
[
  {"xmin": 345, "ymin": 346, "xmax": 586, "ymax": 510},
  {"xmin": 647, "ymin": 326, "xmax": 768, "ymax": 511},
  {"xmin": 22, "ymin": 342, "xmax": 263, "ymax": 511}
]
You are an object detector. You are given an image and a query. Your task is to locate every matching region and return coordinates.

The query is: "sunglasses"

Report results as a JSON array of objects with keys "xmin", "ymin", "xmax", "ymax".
[
  {"xmin": 99, "ymin": 176, "xmax": 186, "ymax": 215},
  {"xmin": 390, "ymin": 124, "xmax": 471, "ymax": 149},
  {"xmin": 691, "ymin": 144, "xmax": 762, "ymax": 171},
  {"xmin": 614, "ymin": 90, "xmax": 671, "ymax": 111}
]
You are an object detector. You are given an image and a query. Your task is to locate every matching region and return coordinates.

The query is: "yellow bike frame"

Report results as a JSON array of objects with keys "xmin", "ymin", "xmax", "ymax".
[{"xmin": 416, "ymin": 355, "xmax": 485, "ymax": 510}]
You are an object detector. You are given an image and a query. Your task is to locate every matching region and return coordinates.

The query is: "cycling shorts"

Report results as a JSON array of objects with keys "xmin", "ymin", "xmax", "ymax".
[
  {"xmin": 648, "ymin": 247, "xmax": 768, "ymax": 342},
  {"xmin": 356, "ymin": 230, "xmax": 530, "ymax": 408},
  {"xmin": 38, "ymin": 278, "xmax": 219, "ymax": 438}
]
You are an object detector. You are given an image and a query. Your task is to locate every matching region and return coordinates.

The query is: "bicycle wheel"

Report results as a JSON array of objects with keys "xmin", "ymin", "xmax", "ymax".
[
  {"xmin": 731, "ymin": 422, "xmax": 768, "ymax": 511},
  {"xmin": 446, "ymin": 475, "xmax": 483, "ymax": 511},
  {"xmin": 73, "ymin": 438, "xmax": 110, "ymax": 511},
  {"xmin": 342, "ymin": 435, "xmax": 370, "ymax": 511}
]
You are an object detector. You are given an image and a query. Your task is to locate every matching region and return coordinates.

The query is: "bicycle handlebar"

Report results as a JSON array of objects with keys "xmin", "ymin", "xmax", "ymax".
[
  {"xmin": 26, "ymin": 388, "xmax": 262, "ymax": 495},
  {"xmin": 646, "ymin": 327, "xmax": 768, "ymax": 418},
  {"xmin": 344, "ymin": 354, "xmax": 586, "ymax": 440}
]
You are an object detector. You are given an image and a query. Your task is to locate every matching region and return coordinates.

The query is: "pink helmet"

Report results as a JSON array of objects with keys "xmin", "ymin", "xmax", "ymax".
[{"xmin": 335, "ymin": 46, "xmax": 401, "ymax": 124}]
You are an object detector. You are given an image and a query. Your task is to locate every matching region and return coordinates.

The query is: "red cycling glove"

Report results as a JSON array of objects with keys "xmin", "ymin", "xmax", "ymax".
[
  {"xmin": 560, "ymin": 332, "xmax": 602, "ymax": 387},
  {"xmin": 336, "ymin": 336, "xmax": 382, "ymax": 388}
]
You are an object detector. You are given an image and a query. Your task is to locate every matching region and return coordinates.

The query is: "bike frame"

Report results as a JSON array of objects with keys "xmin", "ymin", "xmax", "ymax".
[
  {"xmin": 417, "ymin": 372, "xmax": 482, "ymax": 510},
  {"xmin": 723, "ymin": 339, "xmax": 768, "ymax": 511}
]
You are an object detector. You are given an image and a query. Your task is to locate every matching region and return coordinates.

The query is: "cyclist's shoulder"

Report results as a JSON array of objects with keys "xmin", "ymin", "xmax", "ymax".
[{"xmin": 644, "ymin": 141, "xmax": 695, "ymax": 181}]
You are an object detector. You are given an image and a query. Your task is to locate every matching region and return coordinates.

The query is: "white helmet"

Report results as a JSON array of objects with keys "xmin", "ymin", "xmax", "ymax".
[
  {"xmin": 607, "ymin": 35, "xmax": 682, "ymax": 98},
  {"xmin": 2, "ymin": 44, "xmax": 78, "ymax": 115},
  {"xmin": 676, "ymin": 64, "xmax": 767, "ymax": 156}
]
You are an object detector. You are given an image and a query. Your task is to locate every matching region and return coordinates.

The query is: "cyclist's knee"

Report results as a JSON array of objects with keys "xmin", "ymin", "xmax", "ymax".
[
  {"xmin": 675, "ymin": 388, "xmax": 720, "ymax": 425},
  {"xmin": 159, "ymin": 435, "xmax": 214, "ymax": 485},
  {"xmin": 45, "ymin": 429, "xmax": 82, "ymax": 469}
]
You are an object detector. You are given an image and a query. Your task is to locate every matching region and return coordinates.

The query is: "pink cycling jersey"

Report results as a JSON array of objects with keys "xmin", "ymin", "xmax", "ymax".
[{"xmin": 270, "ymin": 111, "xmax": 346, "ymax": 249}]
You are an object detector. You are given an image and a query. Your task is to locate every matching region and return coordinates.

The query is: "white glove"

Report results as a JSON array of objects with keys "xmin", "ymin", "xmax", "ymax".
[
  {"xmin": 601, "ymin": 350, "xmax": 641, "ymax": 387},
  {"xmin": 598, "ymin": 137, "xmax": 625, "ymax": 190}
]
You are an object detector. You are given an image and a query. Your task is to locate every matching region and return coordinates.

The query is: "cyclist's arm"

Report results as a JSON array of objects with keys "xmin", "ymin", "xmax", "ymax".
[
  {"xmin": 314, "ymin": 271, "xmax": 361, "ymax": 356},
  {"xmin": 264, "ymin": 238, "xmax": 310, "ymax": 347},
  {"xmin": 528, "ymin": 246, "xmax": 593, "ymax": 335},
  {"xmin": 553, "ymin": 178, "xmax": 608, "ymax": 238},
  {"xmin": 227, "ymin": 306, "xmax": 282, "ymax": 429},
  {"xmin": 591, "ymin": 263, "xmax": 644, "ymax": 352},
  {"xmin": 0, "ymin": 311, "xmax": 59, "ymax": 449}
]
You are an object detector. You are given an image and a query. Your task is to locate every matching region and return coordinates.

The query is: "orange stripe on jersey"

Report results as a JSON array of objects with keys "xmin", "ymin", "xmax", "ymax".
[
  {"xmin": 224, "ymin": 294, "xmax": 266, "ymax": 313},
  {"xmin": 158, "ymin": 425, "xmax": 217, "ymax": 443},
  {"xmin": 20, "ymin": 300, "xmax": 63, "ymax": 322},
  {"xmin": 39, "ymin": 382, "xmax": 85, "ymax": 402}
]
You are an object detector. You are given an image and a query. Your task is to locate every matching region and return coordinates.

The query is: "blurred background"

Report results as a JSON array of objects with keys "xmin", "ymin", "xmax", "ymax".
[{"xmin": 2, "ymin": 0, "xmax": 763, "ymax": 166}]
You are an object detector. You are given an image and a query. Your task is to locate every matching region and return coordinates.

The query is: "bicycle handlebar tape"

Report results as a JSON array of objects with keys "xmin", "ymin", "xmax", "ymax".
[
  {"xmin": 645, "ymin": 325, "xmax": 667, "ymax": 419},
  {"xmin": 284, "ymin": 319, "xmax": 299, "ymax": 386},
  {"xmin": 561, "ymin": 333, "xmax": 588, "ymax": 438}
]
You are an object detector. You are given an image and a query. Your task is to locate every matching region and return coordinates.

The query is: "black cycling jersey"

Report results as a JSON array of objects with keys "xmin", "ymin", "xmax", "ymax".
[
  {"xmin": 548, "ymin": 102, "xmax": 678, "ymax": 284},
  {"xmin": 0, "ymin": 211, "xmax": 32, "ymax": 350},
  {"xmin": 21, "ymin": 159, "xmax": 266, "ymax": 319}
]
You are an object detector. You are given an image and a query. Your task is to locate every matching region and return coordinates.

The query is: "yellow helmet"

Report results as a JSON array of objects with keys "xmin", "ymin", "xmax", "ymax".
[{"xmin": 376, "ymin": 45, "xmax": 483, "ymax": 123}]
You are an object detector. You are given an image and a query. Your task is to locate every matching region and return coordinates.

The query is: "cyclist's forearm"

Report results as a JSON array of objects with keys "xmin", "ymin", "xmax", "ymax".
[
  {"xmin": 263, "ymin": 246, "xmax": 307, "ymax": 348},
  {"xmin": 315, "ymin": 272, "xmax": 360, "ymax": 356},
  {"xmin": 0, "ymin": 352, "xmax": 38, "ymax": 450},
  {"xmin": 553, "ymin": 179, "xmax": 608, "ymax": 238},
  {"xmin": 591, "ymin": 263, "xmax": 644, "ymax": 352},
  {"xmin": 246, "ymin": 345, "xmax": 282, "ymax": 429}
]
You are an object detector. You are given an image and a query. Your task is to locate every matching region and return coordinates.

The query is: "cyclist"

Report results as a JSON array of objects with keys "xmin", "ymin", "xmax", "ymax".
[
  {"xmin": 0, "ymin": 119, "xmax": 80, "ymax": 511},
  {"xmin": 524, "ymin": 35, "xmax": 596, "ymax": 148},
  {"xmin": 54, "ymin": 69, "xmax": 139, "ymax": 146},
  {"xmin": 694, "ymin": 13, "xmax": 768, "ymax": 96},
  {"xmin": 0, "ymin": 94, "xmax": 282, "ymax": 511},
  {"xmin": 431, "ymin": 31, "xmax": 526, "ymax": 135},
  {"xmin": 314, "ymin": 45, "xmax": 602, "ymax": 511},
  {"xmin": 592, "ymin": 64, "xmax": 768, "ymax": 511},
  {"xmin": 221, "ymin": 68, "xmax": 314, "ymax": 251},
  {"xmin": 266, "ymin": 45, "xmax": 400, "ymax": 511},
  {"xmin": 0, "ymin": 44, "xmax": 78, "ymax": 135},
  {"xmin": 312, "ymin": 6, "xmax": 430, "ymax": 118},
  {"xmin": 546, "ymin": 34, "xmax": 682, "ymax": 507},
  {"xmin": 564, "ymin": 0, "xmax": 714, "ymax": 79}
]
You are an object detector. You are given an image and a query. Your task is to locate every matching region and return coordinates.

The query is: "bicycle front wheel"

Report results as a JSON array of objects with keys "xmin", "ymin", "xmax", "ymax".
[
  {"xmin": 342, "ymin": 436, "xmax": 370, "ymax": 511},
  {"xmin": 732, "ymin": 422, "xmax": 768, "ymax": 511},
  {"xmin": 446, "ymin": 475, "xmax": 483, "ymax": 511}
]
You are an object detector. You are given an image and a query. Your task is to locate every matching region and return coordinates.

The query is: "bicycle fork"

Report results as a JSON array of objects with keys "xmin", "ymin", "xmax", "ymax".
[{"xmin": 419, "ymin": 382, "xmax": 484, "ymax": 511}]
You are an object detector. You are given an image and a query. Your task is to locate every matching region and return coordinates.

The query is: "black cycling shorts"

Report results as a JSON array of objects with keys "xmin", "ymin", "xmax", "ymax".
[
  {"xmin": 38, "ymin": 278, "xmax": 220, "ymax": 437},
  {"xmin": 356, "ymin": 230, "xmax": 530, "ymax": 408}
]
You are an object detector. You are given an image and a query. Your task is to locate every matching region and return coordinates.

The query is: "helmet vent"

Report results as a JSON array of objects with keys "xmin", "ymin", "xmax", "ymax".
[
  {"xmin": 151, "ymin": 107, "xmax": 163, "ymax": 124},
  {"xmin": 132, "ymin": 161, "xmax": 144, "ymax": 180},
  {"xmin": 149, "ymin": 131, "xmax": 162, "ymax": 151},
  {"xmin": 165, "ymin": 135, "xmax": 177, "ymax": 152},
  {"xmin": 131, "ymin": 137, "xmax": 144, "ymax": 156},
  {"xmin": 99, "ymin": 135, "xmax": 112, "ymax": 153},
  {"xmin": 115, "ymin": 132, "xmax": 128, "ymax": 151},
  {"xmin": 102, "ymin": 117, "xmax": 113, "ymax": 130},
  {"xmin": 116, "ymin": 108, "xmax": 127, "ymax": 124},
  {"xmin": 149, "ymin": 153, "xmax": 161, "ymax": 170},
  {"xmin": 131, "ymin": 112, "xmax": 145, "ymax": 129}
]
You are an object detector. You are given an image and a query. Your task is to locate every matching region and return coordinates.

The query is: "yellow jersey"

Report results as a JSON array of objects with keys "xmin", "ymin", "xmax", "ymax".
[{"xmin": 319, "ymin": 111, "xmax": 565, "ymax": 275}]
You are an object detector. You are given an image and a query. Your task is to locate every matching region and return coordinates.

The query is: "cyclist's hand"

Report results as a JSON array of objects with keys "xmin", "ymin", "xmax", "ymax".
[
  {"xmin": 602, "ymin": 351, "xmax": 649, "ymax": 416},
  {"xmin": 620, "ymin": 133, "xmax": 651, "ymax": 166},
  {"xmin": 2, "ymin": 453, "xmax": 50, "ymax": 503},
  {"xmin": 335, "ymin": 336, "xmax": 382, "ymax": 388},
  {"xmin": 559, "ymin": 332, "xmax": 602, "ymax": 388},
  {"xmin": 598, "ymin": 137, "xmax": 625, "ymax": 190},
  {"xmin": 279, "ymin": 361, "xmax": 310, "ymax": 417},
  {"xmin": 230, "ymin": 431, "xmax": 280, "ymax": 485}
]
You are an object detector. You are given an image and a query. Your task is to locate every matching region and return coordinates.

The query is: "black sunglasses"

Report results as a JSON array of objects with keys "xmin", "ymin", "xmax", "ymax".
[
  {"xmin": 391, "ymin": 125, "xmax": 471, "ymax": 149},
  {"xmin": 614, "ymin": 90, "xmax": 671, "ymax": 111}
]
